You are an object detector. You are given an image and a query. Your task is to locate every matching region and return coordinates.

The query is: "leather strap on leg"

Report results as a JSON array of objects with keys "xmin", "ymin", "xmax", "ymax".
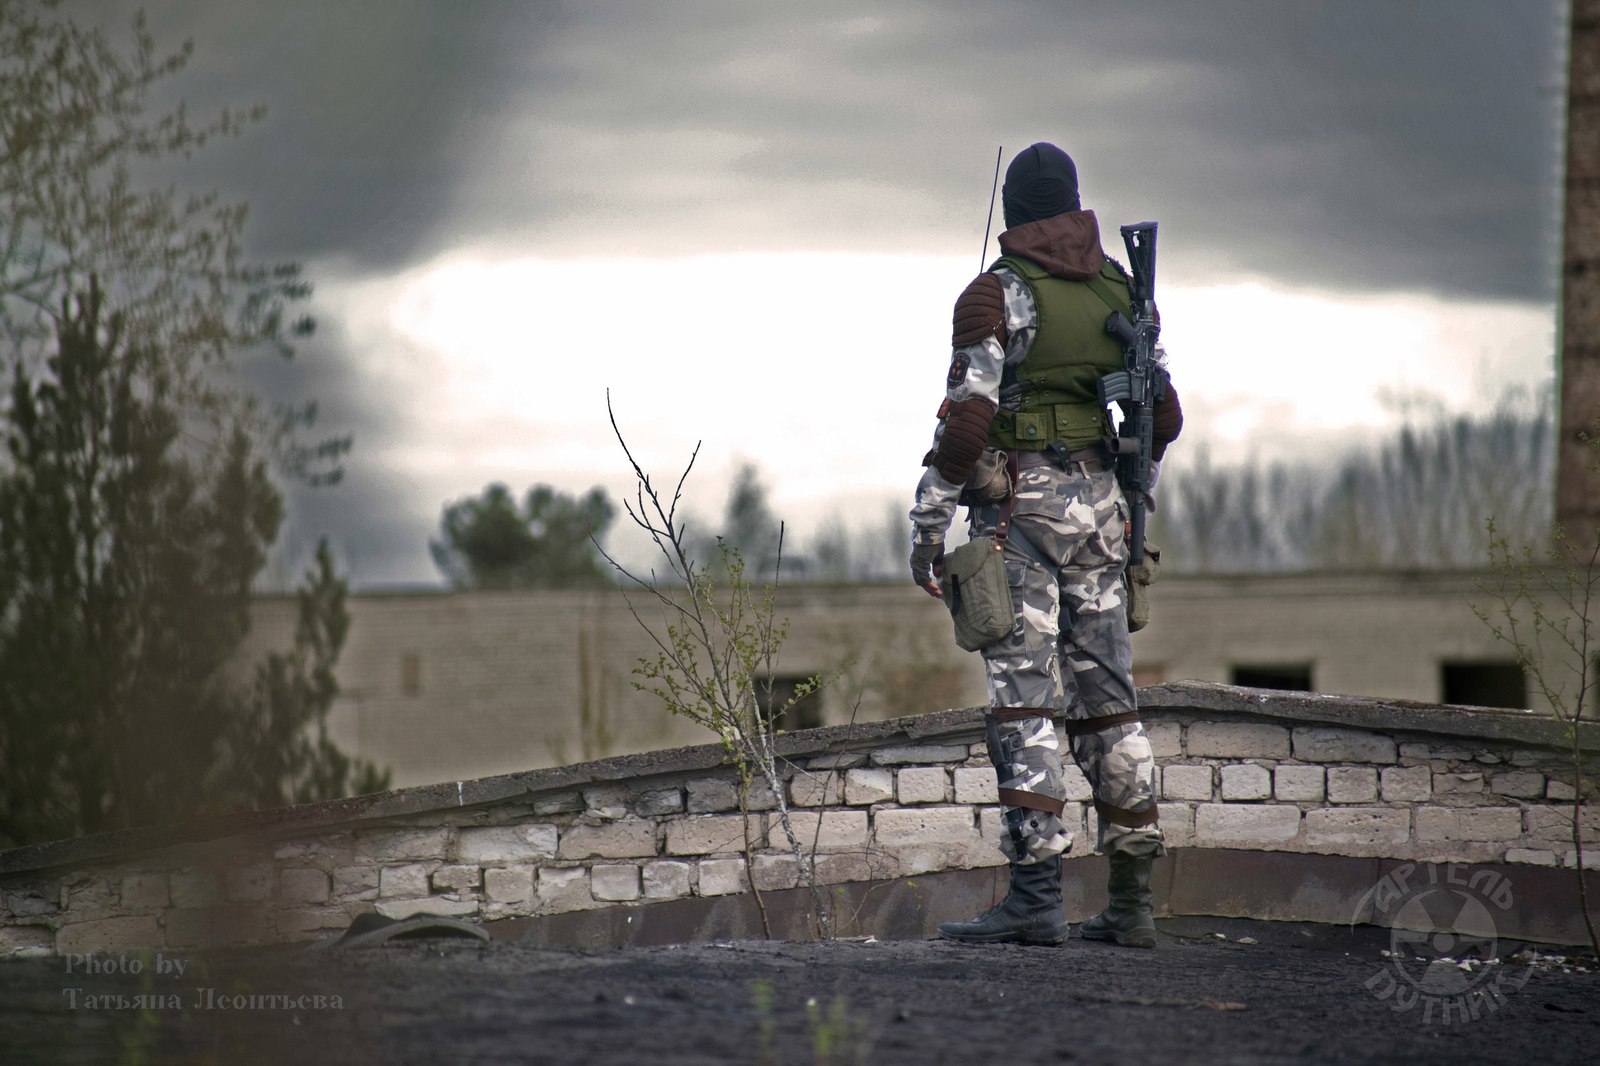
[
  {"xmin": 1060, "ymin": 709, "xmax": 1141, "ymax": 735},
  {"xmin": 985, "ymin": 710, "xmax": 1024, "ymax": 858},
  {"xmin": 999, "ymin": 788, "xmax": 1066, "ymax": 817},
  {"xmin": 990, "ymin": 706, "xmax": 1052, "ymax": 724},
  {"xmin": 985, "ymin": 707, "xmax": 1064, "ymax": 850},
  {"xmin": 1094, "ymin": 797, "xmax": 1160, "ymax": 828}
]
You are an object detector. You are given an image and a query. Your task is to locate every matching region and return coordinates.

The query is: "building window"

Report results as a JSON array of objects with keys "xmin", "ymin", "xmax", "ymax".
[
  {"xmin": 756, "ymin": 676, "xmax": 823, "ymax": 731},
  {"xmin": 401, "ymin": 652, "xmax": 422, "ymax": 697},
  {"xmin": 1231, "ymin": 664, "xmax": 1312, "ymax": 692},
  {"xmin": 1441, "ymin": 661, "xmax": 1526, "ymax": 709}
]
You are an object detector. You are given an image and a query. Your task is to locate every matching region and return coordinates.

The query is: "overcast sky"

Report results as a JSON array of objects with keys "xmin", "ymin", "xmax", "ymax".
[{"xmin": 83, "ymin": 0, "xmax": 1570, "ymax": 588}]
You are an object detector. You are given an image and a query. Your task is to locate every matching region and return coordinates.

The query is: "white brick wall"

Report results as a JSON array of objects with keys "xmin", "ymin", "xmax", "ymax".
[
  {"xmin": 697, "ymin": 859, "xmax": 748, "ymax": 896},
  {"xmin": 641, "ymin": 861, "xmax": 692, "ymax": 899},
  {"xmin": 664, "ymin": 815, "xmax": 761, "ymax": 857},
  {"xmin": 6, "ymin": 690, "xmax": 1590, "ymax": 956},
  {"xmin": 591, "ymin": 865, "xmax": 642, "ymax": 901},
  {"xmin": 1187, "ymin": 722, "xmax": 1291, "ymax": 759},
  {"xmin": 1274, "ymin": 765, "xmax": 1324, "ymax": 802},
  {"xmin": 1326, "ymin": 767, "xmax": 1378, "ymax": 804},
  {"xmin": 1303, "ymin": 808, "xmax": 1410, "ymax": 853},
  {"xmin": 844, "ymin": 768, "xmax": 894, "ymax": 805},
  {"xmin": 896, "ymin": 767, "xmax": 950, "ymax": 805},
  {"xmin": 952, "ymin": 767, "xmax": 998, "ymax": 805},
  {"xmin": 1292, "ymin": 728, "xmax": 1397, "ymax": 764},
  {"xmin": 871, "ymin": 806, "xmax": 979, "ymax": 847},
  {"xmin": 1379, "ymin": 766, "xmax": 1431, "ymax": 803},
  {"xmin": 1194, "ymin": 804, "xmax": 1302, "ymax": 844},
  {"xmin": 1162, "ymin": 765, "xmax": 1213, "ymax": 801},
  {"xmin": 1219, "ymin": 764, "xmax": 1271, "ymax": 801},
  {"xmin": 767, "ymin": 811, "xmax": 868, "ymax": 851}
]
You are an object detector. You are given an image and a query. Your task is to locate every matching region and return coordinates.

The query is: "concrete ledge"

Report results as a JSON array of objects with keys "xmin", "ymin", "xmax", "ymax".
[
  {"xmin": 483, "ymin": 848, "xmax": 1595, "ymax": 950},
  {"xmin": 1140, "ymin": 680, "xmax": 1600, "ymax": 751},
  {"xmin": 4, "ymin": 680, "xmax": 1595, "ymax": 878},
  {"xmin": 6, "ymin": 682, "xmax": 1598, "ymax": 958}
]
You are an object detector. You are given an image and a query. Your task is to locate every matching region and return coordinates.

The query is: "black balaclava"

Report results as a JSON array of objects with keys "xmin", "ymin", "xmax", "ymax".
[{"xmin": 1001, "ymin": 142, "xmax": 1080, "ymax": 228}]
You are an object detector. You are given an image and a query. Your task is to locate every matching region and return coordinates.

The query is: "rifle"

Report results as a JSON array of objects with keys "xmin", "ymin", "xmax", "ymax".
[{"xmin": 1097, "ymin": 222, "xmax": 1163, "ymax": 565}]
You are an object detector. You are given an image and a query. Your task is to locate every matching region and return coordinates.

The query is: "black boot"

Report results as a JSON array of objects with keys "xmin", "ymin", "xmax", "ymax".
[
  {"xmin": 1078, "ymin": 848, "xmax": 1157, "ymax": 948},
  {"xmin": 938, "ymin": 859, "xmax": 1068, "ymax": 945}
]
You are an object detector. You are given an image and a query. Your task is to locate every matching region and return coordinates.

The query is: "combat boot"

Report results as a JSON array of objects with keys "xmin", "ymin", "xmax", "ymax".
[
  {"xmin": 937, "ymin": 858, "xmax": 1068, "ymax": 945},
  {"xmin": 1078, "ymin": 847, "xmax": 1157, "ymax": 948}
]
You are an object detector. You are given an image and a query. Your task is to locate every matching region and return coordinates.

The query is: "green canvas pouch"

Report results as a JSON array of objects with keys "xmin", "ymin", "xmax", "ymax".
[
  {"xmin": 1123, "ymin": 540, "xmax": 1162, "ymax": 633},
  {"xmin": 939, "ymin": 536, "xmax": 1014, "ymax": 651}
]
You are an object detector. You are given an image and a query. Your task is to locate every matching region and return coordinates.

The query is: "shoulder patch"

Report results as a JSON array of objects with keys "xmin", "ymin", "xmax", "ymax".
[
  {"xmin": 947, "ymin": 351, "xmax": 970, "ymax": 388},
  {"xmin": 952, "ymin": 272, "xmax": 1007, "ymax": 348}
]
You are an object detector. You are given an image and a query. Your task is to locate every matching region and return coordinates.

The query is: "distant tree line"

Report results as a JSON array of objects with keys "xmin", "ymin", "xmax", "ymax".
[
  {"xmin": 1150, "ymin": 399, "xmax": 1554, "ymax": 573},
  {"xmin": 435, "ymin": 400, "xmax": 1555, "ymax": 593},
  {"xmin": 432, "ymin": 463, "xmax": 911, "ymax": 591}
]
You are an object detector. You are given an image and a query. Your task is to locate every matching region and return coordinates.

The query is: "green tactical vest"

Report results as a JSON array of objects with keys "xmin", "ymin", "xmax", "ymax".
[{"xmin": 986, "ymin": 254, "xmax": 1132, "ymax": 452}]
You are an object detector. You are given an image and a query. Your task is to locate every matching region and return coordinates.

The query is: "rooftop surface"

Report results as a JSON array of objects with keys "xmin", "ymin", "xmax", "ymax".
[{"xmin": 5, "ymin": 917, "xmax": 1596, "ymax": 1065}]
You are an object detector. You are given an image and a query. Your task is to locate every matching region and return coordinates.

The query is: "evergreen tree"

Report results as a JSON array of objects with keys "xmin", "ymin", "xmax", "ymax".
[
  {"xmin": 0, "ymin": 3, "xmax": 375, "ymax": 846},
  {"xmin": 231, "ymin": 540, "xmax": 389, "ymax": 808}
]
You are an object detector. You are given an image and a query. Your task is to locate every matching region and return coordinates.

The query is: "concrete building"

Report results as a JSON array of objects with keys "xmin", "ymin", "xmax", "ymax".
[{"xmin": 247, "ymin": 569, "xmax": 1565, "ymax": 790}]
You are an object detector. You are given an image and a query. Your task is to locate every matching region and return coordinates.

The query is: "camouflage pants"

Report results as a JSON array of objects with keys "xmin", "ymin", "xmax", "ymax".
[{"xmin": 971, "ymin": 461, "xmax": 1163, "ymax": 864}]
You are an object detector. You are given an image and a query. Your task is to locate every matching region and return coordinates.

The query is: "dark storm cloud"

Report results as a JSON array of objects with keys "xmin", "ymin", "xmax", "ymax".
[
  {"xmin": 66, "ymin": 0, "xmax": 1565, "ymax": 299},
  {"xmin": 451, "ymin": 0, "xmax": 1565, "ymax": 301},
  {"xmin": 90, "ymin": 0, "xmax": 570, "ymax": 272},
  {"xmin": 59, "ymin": 1, "xmax": 1569, "ymax": 589},
  {"xmin": 232, "ymin": 300, "xmax": 443, "ymax": 589},
  {"xmin": 88, "ymin": 0, "xmax": 1563, "ymax": 298}
]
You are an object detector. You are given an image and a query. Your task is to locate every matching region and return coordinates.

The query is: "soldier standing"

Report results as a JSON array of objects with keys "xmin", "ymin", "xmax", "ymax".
[{"xmin": 909, "ymin": 142, "xmax": 1183, "ymax": 947}]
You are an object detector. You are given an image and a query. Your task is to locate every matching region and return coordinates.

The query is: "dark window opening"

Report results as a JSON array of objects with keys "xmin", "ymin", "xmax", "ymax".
[
  {"xmin": 401, "ymin": 652, "xmax": 422, "ymax": 697},
  {"xmin": 756, "ymin": 676, "xmax": 823, "ymax": 731},
  {"xmin": 1231, "ymin": 664, "xmax": 1313, "ymax": 692},
  {"xmin": 1441, "ymin": 661, "xmax": 1526, "ymax": 709}
]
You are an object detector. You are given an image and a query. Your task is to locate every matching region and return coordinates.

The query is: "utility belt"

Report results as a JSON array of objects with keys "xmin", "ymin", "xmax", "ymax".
[
  {"xmin": 1014, "ymin": 443, "xmax": 1111, "ymax": 475},
  {"xmin": 959, "ymin": 443, "xmax": 1109, "ymax": 509}
]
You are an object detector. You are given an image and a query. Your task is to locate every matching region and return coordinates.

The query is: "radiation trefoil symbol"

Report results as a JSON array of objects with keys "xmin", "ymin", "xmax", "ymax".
[{"xmin": 1356, "ymin": 862, "xmax": 1534, "ymax": 1024}]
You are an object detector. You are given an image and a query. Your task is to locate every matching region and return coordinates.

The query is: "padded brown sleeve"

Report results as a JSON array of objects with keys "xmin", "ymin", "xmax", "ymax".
[
  {"xmin": 952, "ymin": 273, "xmax": 1007, "ymax": 347},
  {"xmin": 932, "ymin": 397, "xmax": 997, "ymax": 484},
  {"xmin": 1152, "ymin": 379, "xmax": 1183, "ymax": 461}
]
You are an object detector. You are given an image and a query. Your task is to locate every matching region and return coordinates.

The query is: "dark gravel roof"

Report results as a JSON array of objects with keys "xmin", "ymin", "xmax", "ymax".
[{"xmin": 7, "ymin": 917, "xmax": 1596, "ymax": 1065}]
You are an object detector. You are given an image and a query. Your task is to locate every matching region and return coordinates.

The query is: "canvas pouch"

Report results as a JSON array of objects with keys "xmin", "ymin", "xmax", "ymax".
[
  {"xmin": 958, "ymin": 448, "xmax": 1012, "ymax": 507},
  {"xmin": 939, "ymin": 537, "xmax": 1015, "ymax": 651},
  {"xmin": 1123, "ymin": 540, "xmax": 1162, "ymax": 633}
]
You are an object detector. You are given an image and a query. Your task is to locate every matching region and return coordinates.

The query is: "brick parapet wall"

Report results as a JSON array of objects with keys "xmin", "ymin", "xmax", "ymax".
[{"xmin": 2, "ymin": 682, "xmax": 1595, "ymax": 957}]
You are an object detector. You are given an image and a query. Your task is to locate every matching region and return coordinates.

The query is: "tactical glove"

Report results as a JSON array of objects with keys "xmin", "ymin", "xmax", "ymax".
[{"xmin": 910, "ymin": 541, "xmax": 946, "ymax": 599}]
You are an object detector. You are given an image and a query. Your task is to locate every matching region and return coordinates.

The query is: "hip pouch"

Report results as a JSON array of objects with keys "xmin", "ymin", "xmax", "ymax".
[
  {"xmin": 958, "ymin": 448, "xmax": 1012, "ymax": 508},
  {"xmin": 939, "ymin": 537, "xmax": 1014, "ymax": 651},
  {"xmin": 1123, "ymin": 540, "xmax": 1162, "ymax": 633}
]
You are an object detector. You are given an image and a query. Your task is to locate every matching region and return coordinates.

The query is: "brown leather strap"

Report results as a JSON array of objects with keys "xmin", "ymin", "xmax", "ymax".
[
  {"xmin": 999, "ymin": 788, "xmax": 1066, "ymax": 818},
  {"xmin": 1015, "ymin": 445, "xmax": 1110, "ymax": 471},
  {"xmin": 1095, "ymin": 798, "xmax": 1160, "ymax": 828},
  {"xmin": 993, "ymin": 450, "xmax": 1019, "ymax": 550},
  {"xmin": 989, "ymin": 706, "xmax": 1052, "ymax": 724},
  {"xmin": 1059, "ymin": 710, "xmax": 1142, "ymax": 735}
]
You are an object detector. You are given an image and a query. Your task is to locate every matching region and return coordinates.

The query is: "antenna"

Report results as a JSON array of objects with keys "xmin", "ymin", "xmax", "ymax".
[{"xmin": 980, "ymin": 146, "xmax": 1002, "ymax": 269}]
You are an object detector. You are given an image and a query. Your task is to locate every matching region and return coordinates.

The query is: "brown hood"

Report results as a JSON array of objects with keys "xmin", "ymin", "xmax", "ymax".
[{"xmin": 995, "ymin": 209, "xmax": 1106, "ymax": 280}]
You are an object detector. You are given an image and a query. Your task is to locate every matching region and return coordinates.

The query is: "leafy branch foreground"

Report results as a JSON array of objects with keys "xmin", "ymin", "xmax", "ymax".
[
  {"xmin": 598, "ymin": 394, "xmax": 838, "ymax": 938},
  {"xmin": 1475, "ymin": 411, "xmax": 1600, "ymax": 957}
]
